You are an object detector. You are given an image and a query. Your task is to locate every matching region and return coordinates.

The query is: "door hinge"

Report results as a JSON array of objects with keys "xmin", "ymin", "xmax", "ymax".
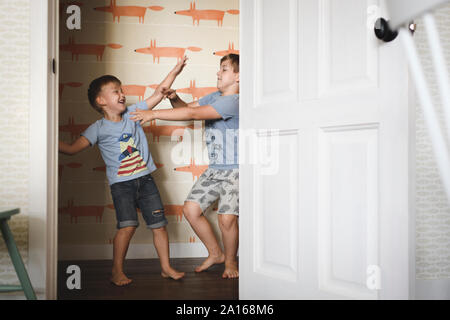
[{"xmin": 52, "ymin": 58, "xmax": 56, "ymax": 74}]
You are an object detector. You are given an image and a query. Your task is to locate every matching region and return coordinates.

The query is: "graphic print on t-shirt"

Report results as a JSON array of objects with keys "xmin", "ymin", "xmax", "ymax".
[
  {"xmin": 205, "ymin": 129, "xmax": 223, "ymax": 163},
  {"xmin": 117, "ymin": 133, "xmax": 147, "ymax": 177}
]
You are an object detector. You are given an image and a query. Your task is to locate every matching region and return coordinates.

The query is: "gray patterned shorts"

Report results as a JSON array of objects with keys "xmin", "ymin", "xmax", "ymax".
[{"xmin": 186, "ymin": 168, "xmax": 239, "ymax": 215}]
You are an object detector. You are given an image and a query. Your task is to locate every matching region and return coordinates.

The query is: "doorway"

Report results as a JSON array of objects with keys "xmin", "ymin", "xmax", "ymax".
[{"xmin": 57, "ymin": 0, "xmax": 239, "ymax": 299}]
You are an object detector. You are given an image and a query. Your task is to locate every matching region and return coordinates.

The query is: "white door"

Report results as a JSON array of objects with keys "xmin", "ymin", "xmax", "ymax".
[{"xmin": 239, "ymin": 0, "xmax": 412, "ymax": 299}]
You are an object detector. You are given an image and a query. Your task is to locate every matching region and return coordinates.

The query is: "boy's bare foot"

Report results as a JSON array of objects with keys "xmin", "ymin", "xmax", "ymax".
[
  {"xmin": 110, "ymin": 271, "xmax": 132, "ymax": 286},
  {"xmin": 161, "ymin": 267, "xmax": 185, "ymax": 280},
  {"xmin": 222, "ymin": 260, "xmax": 239, "ymax": 279},
  {"xmin": 195, "ymin": 253, "xmax": 225, "ymax": 272}
]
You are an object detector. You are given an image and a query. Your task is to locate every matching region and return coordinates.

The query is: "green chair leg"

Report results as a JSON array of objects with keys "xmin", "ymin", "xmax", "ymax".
[{"xmin": 0, "ymin": 220, "xmax": 37, "ymax": 300}]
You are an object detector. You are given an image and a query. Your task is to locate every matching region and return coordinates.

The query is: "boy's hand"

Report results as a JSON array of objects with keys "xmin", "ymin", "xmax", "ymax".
[
  {"xmin": 155, "ymin": 85, "xmax": 168, "ymax": 96},
  {"xmin": 172, "ymin": 56, "xmax": 188, "ymax": 75},
  {"xmin": 130, "ymin": 108, "xmax": 155, "ymax": 125},
  {"xmin": 162, "ymin": 88, "xmax": 178, "ymax": 100}
]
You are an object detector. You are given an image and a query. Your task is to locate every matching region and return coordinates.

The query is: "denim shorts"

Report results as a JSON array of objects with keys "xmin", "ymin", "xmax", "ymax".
[{"xmin": 110, "ymin": 174, "xmax": 168, "ymax": 229}]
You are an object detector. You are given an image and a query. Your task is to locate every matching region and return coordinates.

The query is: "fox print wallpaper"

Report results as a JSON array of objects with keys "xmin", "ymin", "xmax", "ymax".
[{"xmin": 58, "ymin": 0, "xmax": 239, "ymax": 259}]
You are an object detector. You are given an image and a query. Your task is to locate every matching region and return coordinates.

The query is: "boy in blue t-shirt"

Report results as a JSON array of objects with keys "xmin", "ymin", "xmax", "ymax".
[
  {"xmin": 59, "ymin": 57, "xmax": 187, "ymax": 286},
  {"xmin": 130, "ymin": 54, "xmax": 240, "ymax": 279}
]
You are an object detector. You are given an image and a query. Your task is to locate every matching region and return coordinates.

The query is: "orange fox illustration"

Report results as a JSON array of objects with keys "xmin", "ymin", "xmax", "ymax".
[
  {"xmin": 60, "ymin": 36, "xmax": 122, "ymax": 61},
  {"xmin": 94, "ymin": 0, "xmax": 164, "ymax": 23},
  {"xmin": 143, "ymin": 120, "xmax": 194, "ymax": 142},
  {"xmin": 176, "ymin": 80, "xmax": 217, "ymax": 101},
  {"xmin": 122, "ymin": 84, "xmax": 155, "ymax": 101},
  {"xmin": 59, "ymin": 82, "xmax": 82, "ymax": 99},
  {"xmin": 174, "ymin": 158, "xmax": 208, "ymax": 181},
  {"xmin": 213, "ymin": 42, "xmax": 240, "ymax": 56},
  {"xmin": 65, "ymin": 162, "xmax": 83, "ymax": 169},
  {"xmin": 59, "ymin": 117, "xmax": 90, "ymax": 141},
  {"xmin": 175, "ymin": 1, "xmax": 239, "ymax": 26},
  {"xmin": 93, "ymin": 165, "xmax": 107, "ymax": 172},
  {"xmin": 164, "ymin": 205, "xmax": 184, "ymax": 222},
  {"xmin": 135, "ymin": 40, "xmax": 202, "ymax": 63},
  {"xmin": 59, "ymin": 200, "xmax": 107, "ymax": 223}
]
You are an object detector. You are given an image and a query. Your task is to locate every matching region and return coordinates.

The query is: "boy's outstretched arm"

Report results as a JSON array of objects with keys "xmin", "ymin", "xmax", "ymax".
[
  {"xmin": 162, "ymin": 88, "xmax": 201, "ymax": 109},
  {"xmin": 130, "ymin": 105, "xmax": 221, "ymax": 125},
  {"xmin": 59, "ymin": 136, "xmax": 90, "ymax": 155},
  {"xmin": 144, "ymin": 56, "xmax": 187, "ymax": 110}
]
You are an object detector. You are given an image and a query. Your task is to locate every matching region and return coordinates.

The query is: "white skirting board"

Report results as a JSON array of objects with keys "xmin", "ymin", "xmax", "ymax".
[
  {"xmin": 415, "ymin": 279, "xmax": 450, "ymax": 300},
  {"xmin": 58, "ymin": 243, "xmax": 210, "ymax": 261}
]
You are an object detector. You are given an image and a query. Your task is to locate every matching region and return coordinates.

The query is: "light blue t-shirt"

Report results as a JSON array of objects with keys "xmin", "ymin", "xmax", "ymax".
[
  {"xmin": 198, "ymin": 91, "xmax": 239, "ymax": 169},
  {"xmin": 81, "ymin": 100, "xmax": 157, "ymax": 185}
]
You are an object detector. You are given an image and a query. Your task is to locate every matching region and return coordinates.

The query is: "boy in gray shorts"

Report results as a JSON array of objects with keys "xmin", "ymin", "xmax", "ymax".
[{"xmin": 130, "ymin": 54, "xmax": 240, "ymax": 279}]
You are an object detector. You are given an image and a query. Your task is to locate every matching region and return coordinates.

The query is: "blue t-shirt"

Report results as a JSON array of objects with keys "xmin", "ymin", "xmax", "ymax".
[
  {"xmin": 81, "ymin": 100, "xmax": 157, "ymax": 185},
  {"xmin": 198, "ymin": 91, "xmax": 239, "ymax": 169}
]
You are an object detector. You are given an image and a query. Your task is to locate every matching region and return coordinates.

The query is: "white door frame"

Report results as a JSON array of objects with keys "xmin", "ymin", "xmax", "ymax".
[
  {"xmin": 29, "ymin": 0, "xmax": 58, "ymax": 300},
  {"xmin": 46, "ymin": 0, "xmax": 59, "ymax": 301}
]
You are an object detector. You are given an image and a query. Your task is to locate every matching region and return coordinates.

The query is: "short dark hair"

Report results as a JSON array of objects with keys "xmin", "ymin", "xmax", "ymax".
[
  {"xmin": 87, "ymin": 75, "xmax": 121, "ymax": 114},
  {"xmin": 220, "ymin": 54, "xmax": 239, "ymax": 73}
]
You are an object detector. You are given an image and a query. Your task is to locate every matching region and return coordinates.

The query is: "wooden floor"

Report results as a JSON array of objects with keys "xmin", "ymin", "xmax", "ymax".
[{"xmin": 57, "ymin": 258, "xmax": 238, "ymax": 300}]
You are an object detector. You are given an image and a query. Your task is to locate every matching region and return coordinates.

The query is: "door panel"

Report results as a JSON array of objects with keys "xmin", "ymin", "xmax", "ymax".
[
  {"xmin": 253, "ymin": 131, "xmax": 299, "ymax": 283},
  {"xmin": 255, "ymin": 0, "xmax": 298, "ymax": 106},
  {"xmin": 318, "ymin": 124, "xmax": 379, "ymax": 299},
  {"xmin": 319, "ymin": 0, "xmax": 379, "ymax": 95}
]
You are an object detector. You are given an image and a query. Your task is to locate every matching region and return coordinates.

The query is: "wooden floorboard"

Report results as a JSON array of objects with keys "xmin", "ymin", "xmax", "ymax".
[{"xmin": 57, "ymin": 258, "xmax": 238, "ymax": 300}]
